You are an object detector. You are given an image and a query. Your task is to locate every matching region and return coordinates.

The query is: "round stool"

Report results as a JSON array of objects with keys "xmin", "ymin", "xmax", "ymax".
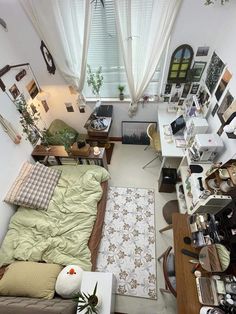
[{"xmin": 162, "ymin": 200, "xmax": 179, "ymax": 225}]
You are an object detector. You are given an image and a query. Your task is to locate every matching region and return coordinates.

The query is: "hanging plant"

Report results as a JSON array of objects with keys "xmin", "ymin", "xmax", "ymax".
[{"xmin": 15, "ymin": 94, "xmax": 42, "ymax": 145}]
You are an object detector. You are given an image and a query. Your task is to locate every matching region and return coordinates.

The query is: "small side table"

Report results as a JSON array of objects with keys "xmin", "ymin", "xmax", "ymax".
[{"xmin": 78, "ymin": 272, "xmax": 116, "ymax": 314}]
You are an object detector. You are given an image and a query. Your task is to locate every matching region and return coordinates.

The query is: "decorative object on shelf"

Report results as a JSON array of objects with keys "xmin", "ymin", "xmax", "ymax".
[
  {"xmin": 93, "ymin": 146, "xmax": 100, "ymax": 155},
  {"xmin": 118, "ymin": 85, "xmax": 125, "ymax": 100},
  {"xmin": 74, "ymin": 282, "xmax": 101, "ymax": 314},
  {"xmin": 205, "ymin": 52, "xmax": 225, "ymax": 94},
  {"xmin": 0, "ymin": 114, "xmax": 21, "ymax": 144},
  {"xmin": 87, "ymin": 65, "xmax": 103, "ymax": 99},
  {"xmin": 40, "ymin": 40, "xmax": 56, "ymax": 75},
  {"xmin": 196, "ymin": 46, "xmax": 209, "ymax": 57}
]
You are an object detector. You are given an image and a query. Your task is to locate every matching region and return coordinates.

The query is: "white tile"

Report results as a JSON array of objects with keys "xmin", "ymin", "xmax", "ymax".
[{"xmin": 107, "ymin": 142, "xmax": 177, "ymax": 314}]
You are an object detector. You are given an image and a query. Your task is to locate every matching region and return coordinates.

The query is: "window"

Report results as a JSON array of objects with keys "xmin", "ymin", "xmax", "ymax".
[
  {"xmin": 84, "ymin": 0, "xmax": 167, "ymax": 99},
  {"xmin": 167, "ymin": 44, "xmax": 193, "ymax": 83}
]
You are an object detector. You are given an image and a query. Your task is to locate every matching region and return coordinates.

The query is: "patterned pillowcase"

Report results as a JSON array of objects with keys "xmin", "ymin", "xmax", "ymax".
[
  {"xmin": 4, "ymin": 162, "xmax": 33, "ymax": 204},
  {"xmin": 15, "ymin": 163, "xmax": 61, "ymax": 210}
]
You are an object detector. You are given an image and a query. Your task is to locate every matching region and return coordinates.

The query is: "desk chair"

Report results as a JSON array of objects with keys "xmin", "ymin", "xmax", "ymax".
[
  {"xmin": 143, "ymin": 123, "xmax": 162, "ymax": 169},
  {"xmin": 158, "ymin": 246, "xmax": 177, "ymax": 297}
]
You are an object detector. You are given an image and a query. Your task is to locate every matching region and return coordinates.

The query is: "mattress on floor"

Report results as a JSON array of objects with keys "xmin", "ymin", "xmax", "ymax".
[{"xmin": 0, "ymin": 296, "xmax": 77, "ymax": 314}]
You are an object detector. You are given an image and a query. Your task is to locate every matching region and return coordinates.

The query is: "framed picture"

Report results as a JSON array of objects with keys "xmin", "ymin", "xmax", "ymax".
[
  {"xmin": 26, "ymin": 79, "xmax": 39, "ymax": 99},
  {"xmin": 190, "ymin": 84, "xmax": 200, "ymax": 94},
  {"xmin": 215, "ymin": 69, "xmax": 232, "ymax": 101},
  {"xmin": 217, "ymin": 91, "xmax": 234, "ymax": 123},
  {"xmin": 164, "ymin": 83, "xmax": 172, "ymax": 94},
  {"xmin": 211, "ymin": 103, "xmax": 219, "ymax": 117},
  {"xmin": 191, "ymin": 62, "xmax": 206, "ymax": 82},
  {"xmin": 196, "ymin": 46, "xmax": 209, "ymax": 57},
  {"xmin": 197, "ymin": 86, "xmax": 209, "ymax": 105},
  {"xmin": 163, "ymin": 96, "xmax": 170, "ymax": 103},
  {"xmin": 170, "ymin": 92, "xmax": 179, "ymax": 103},
  {"xmin": 41, "ymin": 100, "xmax": 49, "ymax": 113},
  {"xmin": 9, "ymin": 84, "xmax": 20, "ymax": 100},
  {"xmin": 65, "ymin": 102, "xmax": 74, "ymax": 112},
  {"xmin": 205, "ymin": 52, "xmax": 225, "ymax": 94},
  {"xmin": 122, "ymin": 121, "xmax": 157, "ymax": 145},
  {"xmin": 178, "ymin": 99, "xmax": 184, "ymax": 106},
  {"xmin": 181, "ymin": 83, "xmax": 191, "ymax": 98}
]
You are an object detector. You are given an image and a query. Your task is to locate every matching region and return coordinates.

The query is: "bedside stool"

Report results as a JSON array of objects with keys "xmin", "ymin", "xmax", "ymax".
[{"xmin": 78, "ymin": 272, "xmax": 116, "ymax": 314}]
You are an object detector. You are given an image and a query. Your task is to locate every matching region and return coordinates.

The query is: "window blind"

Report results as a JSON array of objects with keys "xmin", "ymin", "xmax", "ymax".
[{"xmin": 83, "ymin": 0, "xmax": 167, "ymax": 99}]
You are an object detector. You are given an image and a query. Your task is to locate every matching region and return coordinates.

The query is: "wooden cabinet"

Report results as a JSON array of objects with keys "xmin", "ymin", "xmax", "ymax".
[{"xmin": 31, "ymin": 145, "xmax": 108, "ymax": 170}]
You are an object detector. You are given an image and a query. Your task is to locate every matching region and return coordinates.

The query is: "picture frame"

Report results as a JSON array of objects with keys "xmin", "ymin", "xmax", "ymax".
[
  {"xmin": 190, "ymin": 84, "xmax": 200, "ymax": 94},
  {"xmin": 164, "ymin": 83, "xmax": 172, "ymax": 95},
  {"xmin": 196, "ymin": 46, "xmax": 209, "ymax": 57},
  {"xmin": 191, "ymin": 62, "xmax": 206, "ymax": 82},
  {"xmin": 211, "ymin": 103, "xmax": 219, "ymax": 117},
  {"xmin": 181, "ymin": 83, "xmax": 191, "ymax": 98},
  {"xmin": 9, "ymin": 84, "xmax": 20, "ymax": 100},
  {"xmin": 122, "ymin": 121, "xmax": 157, "ymax": 145},
  {"xmin": 215, "ymin": 69, "xmax": 232, "ymax": 101},
  {"xmin": 26, "ymin": 79, "xmax": 39, "ymax": 99},
  {"xmin": 205, "ymin": 52, "xmax": 225, "ymax": 94},
  {"xmin": 41, "ymin": 100, "xmax": 49, "ymax": 113}
]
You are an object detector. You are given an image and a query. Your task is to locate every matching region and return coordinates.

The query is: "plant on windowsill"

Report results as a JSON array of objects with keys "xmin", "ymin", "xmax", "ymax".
[
  {"xmin": 87, "ymin": 65, "xmax": 103, "ymax": 100},
  {"xmin": 73, "ymin": 282, "xmax": 101, "ymax": 314},
  {"xmin": 118, "ymin": 85, "xmax": 125, "ymax": 101}
]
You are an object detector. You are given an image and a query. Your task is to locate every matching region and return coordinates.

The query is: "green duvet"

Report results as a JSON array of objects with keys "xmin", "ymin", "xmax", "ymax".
[{"xmin": 0, "ymin": 165, "xmax": 110, "ymax": 271}]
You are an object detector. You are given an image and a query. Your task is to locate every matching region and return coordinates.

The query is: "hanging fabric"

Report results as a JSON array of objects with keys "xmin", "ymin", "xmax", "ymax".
[
  {"xmin": 0, "ymin": 115, "xmax": 21, "ymax": 144},
  {"xmin": 114, "ymin": 0, "xmax": 182, "ymax": 117},
  {"xmin": 20, "ymin": 0, "xmax": 93, "ymax": 101}
]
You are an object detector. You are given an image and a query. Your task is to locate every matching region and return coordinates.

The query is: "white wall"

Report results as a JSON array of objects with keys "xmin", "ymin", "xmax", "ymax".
[{"xmin": 164, "ymin": 0, "xmax": 236, "ymax": 163}]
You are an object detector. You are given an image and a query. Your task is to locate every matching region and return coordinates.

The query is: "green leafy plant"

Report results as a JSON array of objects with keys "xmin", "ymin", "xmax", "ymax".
[
  {"xmin": 15, "ymin": 94, "xmax": 42, "ymax": 144},
  {"xmin": 87, "ymin": 65, "xmax": 103, "ymax": 96},
  {"xmin": 74, "ymin": 282, "xmax": 99, "ymax": 314},
  {"xmin": 55, "ymin": 128, "xmax": 76, "ymax": 153},
  {"xmin": 118, "ymin": 85, "xmax": 125, "ymax": 93}
]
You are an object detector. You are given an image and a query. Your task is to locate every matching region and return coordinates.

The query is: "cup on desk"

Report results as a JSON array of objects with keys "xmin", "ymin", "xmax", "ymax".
[{"xmin": 93, "ymin": 146, "xmax": 100, "ymax": 155}]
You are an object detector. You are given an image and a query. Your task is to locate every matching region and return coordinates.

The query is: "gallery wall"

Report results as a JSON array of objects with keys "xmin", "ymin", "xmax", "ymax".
[{"xmin": 163, "ymin": 0, "xmax": 236, "ymax": 163}]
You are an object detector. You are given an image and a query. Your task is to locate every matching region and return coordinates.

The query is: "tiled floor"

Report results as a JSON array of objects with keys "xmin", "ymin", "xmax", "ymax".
[{"xmin": 107, "ymin": 142, "xmax": 178, "ymax": 314}]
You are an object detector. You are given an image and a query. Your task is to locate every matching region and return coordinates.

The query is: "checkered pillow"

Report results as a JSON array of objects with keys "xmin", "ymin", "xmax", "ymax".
[{"xmin": 15, "ymin": 163, "xmax": 61, "ymax": 210}]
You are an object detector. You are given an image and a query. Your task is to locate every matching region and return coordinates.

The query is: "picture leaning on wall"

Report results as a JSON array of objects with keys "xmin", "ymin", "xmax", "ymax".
[{"xmin": 122, "ymin": 121, "xmax": 157, "ymax": 145}]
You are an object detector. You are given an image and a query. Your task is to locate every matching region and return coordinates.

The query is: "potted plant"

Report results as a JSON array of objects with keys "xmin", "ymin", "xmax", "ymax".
[
  {"xmin": 74, "ymin": 282, "xmax": 101, "ymax": 314},
  {"xmin": 118, "ymin": 85, "xmax": 125, "ymax": 101},
  {"xmin": 87, "ymin": 65, "xmax": 103, "ymax": 99}
]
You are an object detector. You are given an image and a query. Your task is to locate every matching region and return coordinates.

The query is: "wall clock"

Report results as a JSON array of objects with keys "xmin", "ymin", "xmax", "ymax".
[{"xmin": 40, "ymin": 41, "xmax": 56, "ymax": 75}]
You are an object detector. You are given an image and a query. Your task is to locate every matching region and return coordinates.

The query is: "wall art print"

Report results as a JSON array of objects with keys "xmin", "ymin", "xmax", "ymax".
[
  {"xmin": 9, "ymin": 84, "xmax": 20, "ymax": 100},
  {"xmin": 190, "ymin": 84, "xmax": 200, "ymax": 94},
  {"xmin": 196, "ymin": 46, "xmax": 209, "ymax": 57},
  {"xmin": 215, "ymin": 69, "xmax": 232, "ymax": 101},
  {"xmin": 26, "ymin": 79, "xmax": 39, "ymax": 99},
  {"xmin": 181, "ymin": 82, "xmax": 191, "ymax": 98},
  {"xmin": 164, "ymin": 83, "xmax": 172, "ymax": 94},
  {"xmin": 122, "ymin": 121, "xmax": 157, "ymax": 145},
  {"xmin": 211, "ymin": 103, "xmax": 219, "ymax": 117},
  {"xmin": 205, "ymin": 52, "xmax": 225, "ymax": 94},
  {"xmin": 191, "ymin": 62, "xmax": 206, "ymax": 82},
  {"xmin": 217, "ymin": 90, "xmax": 234, "ymax": 123}
]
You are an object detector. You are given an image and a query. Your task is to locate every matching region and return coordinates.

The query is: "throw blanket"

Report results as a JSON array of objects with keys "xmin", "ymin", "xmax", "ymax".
[{"xmin": 0, "ymin": 165, "xmax": 110, "ymax": 271}]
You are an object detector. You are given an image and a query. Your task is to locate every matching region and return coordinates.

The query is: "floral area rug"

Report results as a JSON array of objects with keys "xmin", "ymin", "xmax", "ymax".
[{"xmin": 96, "ymin": 187, "xmax": 157, "ymax": 299}]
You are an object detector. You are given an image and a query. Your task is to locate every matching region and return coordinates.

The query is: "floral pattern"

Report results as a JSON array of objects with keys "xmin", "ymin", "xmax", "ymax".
[{"xmin": 96, "ymin": 187, "xmax": 157, "ymax": 300}]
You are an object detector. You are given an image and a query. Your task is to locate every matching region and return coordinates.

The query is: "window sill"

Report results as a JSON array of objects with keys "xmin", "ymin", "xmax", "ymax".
[{"xmin": 85, "ymin": 98, "xmax": 157, "ymax": 103}]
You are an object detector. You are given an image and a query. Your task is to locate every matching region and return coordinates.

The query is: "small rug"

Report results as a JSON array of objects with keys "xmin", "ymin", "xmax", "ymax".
[{"xmin": 96, "ymin": 187, "xmax": 157, "ymax": 300}]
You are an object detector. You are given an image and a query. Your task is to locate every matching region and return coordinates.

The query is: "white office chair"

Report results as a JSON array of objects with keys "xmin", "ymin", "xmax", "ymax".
[{"xmin": 143, "ymin": 123, "xmax": 162, "ymax": 169}]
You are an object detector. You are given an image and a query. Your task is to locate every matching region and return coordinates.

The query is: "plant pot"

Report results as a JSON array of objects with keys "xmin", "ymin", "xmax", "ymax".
[{"xmin": 119, "ymin": 93, "xmax": 124, "ymax": 101}]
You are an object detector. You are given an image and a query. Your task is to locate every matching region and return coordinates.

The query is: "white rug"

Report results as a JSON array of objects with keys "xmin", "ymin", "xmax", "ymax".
[{"xmin": 96, "ymin": 187, "xmax": 157, "ymax": 299}]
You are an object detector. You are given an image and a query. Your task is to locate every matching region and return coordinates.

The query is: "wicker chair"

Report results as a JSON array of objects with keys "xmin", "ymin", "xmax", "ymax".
[
  {"xmin": 143, "ymin": 123, "xmax": 162, "ymax": 169},
  {"xmin": 158, "ymin": 246, "xmax": 177, "ymax": 297}
]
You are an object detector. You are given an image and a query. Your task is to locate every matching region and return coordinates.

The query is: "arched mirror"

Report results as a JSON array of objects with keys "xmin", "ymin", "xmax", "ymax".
[{"xmin": 167, "ymin": 44, "xmax": 193, "ymax": 83}]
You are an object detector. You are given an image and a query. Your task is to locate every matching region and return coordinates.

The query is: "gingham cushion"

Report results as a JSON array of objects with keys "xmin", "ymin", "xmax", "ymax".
[
  {"xmin": 15, "ymin": 163, "xmax": 61, "ymax": 210},
  {"xmin": 4, "ymin": 162, "xmax": 33, "ymax": 204}
]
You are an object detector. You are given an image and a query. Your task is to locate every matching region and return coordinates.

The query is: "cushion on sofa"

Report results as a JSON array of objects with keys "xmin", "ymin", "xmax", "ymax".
[
  {"xmin": 4, "ymin": 162, "xmax": 33, "ymax": 204},
  {"xmin": 46, "ymin": 119, "xmax": 78, "ymax": 146},
  {"xmin": 0, "ymin": 261, "xmax": 63, "ymax": 299}
]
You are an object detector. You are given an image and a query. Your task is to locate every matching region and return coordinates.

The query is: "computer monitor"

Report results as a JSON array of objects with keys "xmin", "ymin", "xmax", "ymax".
[{"xmin": 170, "ymin": 115, "xmax": 186, "ymax": 135}]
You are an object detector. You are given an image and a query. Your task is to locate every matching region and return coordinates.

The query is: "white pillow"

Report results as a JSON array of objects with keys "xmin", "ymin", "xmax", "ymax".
[{"xmin": 55, "ymin": 265, "xmax": 83, "ymax": 299}]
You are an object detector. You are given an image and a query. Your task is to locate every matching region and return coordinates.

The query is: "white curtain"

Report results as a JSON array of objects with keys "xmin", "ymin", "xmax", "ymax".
[
  {"xmin": 114, "ymin": 0, "xmax": 182, "ymax": 117},
  {"xmin": 21, "ymin": 0, "xmax": 92, "ymax": 97}
]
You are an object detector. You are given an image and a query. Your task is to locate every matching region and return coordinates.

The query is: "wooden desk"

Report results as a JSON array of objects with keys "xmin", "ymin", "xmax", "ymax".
[
  {"xmin": 173, "ymin": 213, "xmax": 201, "ymax": 314},
  {"xmin": 31, "ymin": 145, "xmax": 108, "ymax": 169}
]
